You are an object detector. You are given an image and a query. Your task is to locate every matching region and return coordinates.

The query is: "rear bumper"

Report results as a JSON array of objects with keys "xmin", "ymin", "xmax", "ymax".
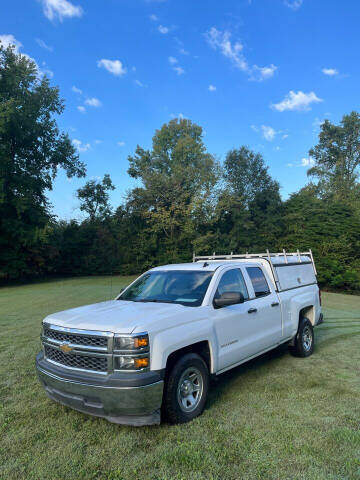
[
  {"xmin": 36, "ymin": 352, "xmax": 164, "ymax": 426},
  {"xmin": 315, "ymin": 313, "xmax": 324, "ymax": 326}
]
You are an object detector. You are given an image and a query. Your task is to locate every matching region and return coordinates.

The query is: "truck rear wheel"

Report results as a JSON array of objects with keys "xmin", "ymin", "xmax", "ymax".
[
  {"xmin": 162, "ymin": 353, "xmax": 209, "ymax": 424},
  {"xmin": 289, "ymin": 317, "xmax": 314, "ymax": 357}
]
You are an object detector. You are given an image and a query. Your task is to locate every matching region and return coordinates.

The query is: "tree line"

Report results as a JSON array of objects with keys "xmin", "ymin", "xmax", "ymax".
[{"xmin": 1, "ymin": 44, "xmax": 359, "ymax": 291}]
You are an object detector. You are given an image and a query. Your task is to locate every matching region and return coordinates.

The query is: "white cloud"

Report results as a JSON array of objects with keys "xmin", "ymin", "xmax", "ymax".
[
  {"xmin": 287, "ymin": 157, "xmax": 315, "ymax": 168},
  {"xmin": 0, "ymin": 34, "xmax": 22, "ymax": 52},
  {"xmin": 282, "ymin": 133, "xmax": 289, "ymax": 139},
  {"xmin": 72, "ymin": 139, "xmax": 90, "ymax": 152},
  {"xmin": 205, "ymin": 27, "xmax": 277, "ymax": 81},
  {"xmin": 117, "ymin": 141, "xmax": 125, "ymax": 147},
  {"xmin": 208, "ymin": 84, "xmax": 216, "ymax": 92},
  {"xmin": 170, "ymin": 113, "xmax": 186, "ymax": 120},
  {"xmin": 41, "ymin": 0, "xmax": 83, "ymax": 21},
  {"xmin": 179, "ymin": 47, "xmax": 189, "ymax": 55},
  {"xmin": 77, "ymin": 105, "xmax": 86, "ymax": 113},
  {"xmin": 158, "ymin": 25, "xmax": 169, "ymax": 34},
  {"xmin": 173, "ymin": 66, "xmax": 185, "ymax": 75},
  {"xmin": 322, "ymin": 68, "xmax": 338, "ymax": 76},
  {"xmin": 284, "ymin": 0, "xmax": 303, "ymax": 9},
  {"xmin": 272, "ymin": 90, "xmax": 323, "ymax": 112},
  {"xmin": 149, "ymin": 14, "xmax": 158, "ymax": 21},
  {"xmin": 84, "ymin": 97, "xmax": 102, "ymax": 108},
  {"xmin": 206, "ymin": 27, "xmax": 248, "ymax": 72},
  {"xmin": 312, "ymin": 117, "xmax": 325, "ymax": 132},
  {"xmin": 168, "ymin": 56, "xmax": 177, "ymax": 64},
  {"xmin": 72, "ymin": 85, "xmax": 83, "ymax": 95},
  {"xmin": 135, "ymin": 79, "xmax": 146, "ymax": 87},
  {"xmin": 0, "ymin": 34, "xmax": 50, "ymax": 77},
  {"xmin": 301, "ymin": 157, "xmax": 315, "ymax": 166},
  {"xmin": 97, "ymin": 59, "xmax": 127, "ymax": 76},
  {"xmin": 36, "ymin": 38, "xmax": 53, "ymax": 51},
  {"xmin": 40, "ymin": 62, "xmax": 54, "ymax": 78},
  {"xmin": 251, "ymin": 64, "xmax": 277, "ymax": 81},
  {"xmin": 261, "ymin": 125, "xmax": 277, "ymax": 141},
  {"xmin": 94, "ymin": 139, "xmax": 103, "ymax": 144}
]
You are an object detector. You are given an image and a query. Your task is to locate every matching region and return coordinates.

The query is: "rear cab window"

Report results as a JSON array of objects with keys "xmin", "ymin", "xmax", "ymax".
[{"xmin": 246, "ymin": 267, "xmax": 270, "ymax": 298}]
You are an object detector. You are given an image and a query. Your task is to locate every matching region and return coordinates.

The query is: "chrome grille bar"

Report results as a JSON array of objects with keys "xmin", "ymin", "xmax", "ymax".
[{"xmin": 42, "ymin": 324, "xmax": 114, "ymax": 374}]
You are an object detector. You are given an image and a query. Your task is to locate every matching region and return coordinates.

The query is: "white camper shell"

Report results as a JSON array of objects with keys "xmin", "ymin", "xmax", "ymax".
[{"xmin": 193, "ymin": 250, "xmax": 317, "ymax": 292}]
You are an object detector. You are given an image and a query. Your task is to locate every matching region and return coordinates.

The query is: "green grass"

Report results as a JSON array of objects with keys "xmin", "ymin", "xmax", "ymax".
[{"xmin": 0, "ymin": 277, "xmax": 359, "ymax": 480}]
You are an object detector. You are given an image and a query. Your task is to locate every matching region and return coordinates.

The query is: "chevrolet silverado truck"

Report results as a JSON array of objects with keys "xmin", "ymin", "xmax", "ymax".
[{"xmin": 36, "ymin": 250, "xmax": 323, "ymax": 426}]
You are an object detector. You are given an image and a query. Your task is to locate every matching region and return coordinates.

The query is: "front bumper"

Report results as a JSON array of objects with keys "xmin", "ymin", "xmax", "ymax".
[{"xmin": 36, "ymin": 352, "xmax": 164, "ymax": 426}]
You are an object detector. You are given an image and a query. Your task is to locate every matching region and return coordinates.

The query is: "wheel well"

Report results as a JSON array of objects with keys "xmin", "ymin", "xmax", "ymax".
[
  {"xmin": 165, "ymin": 341, "xmax": 211, "ymax": 375},
  {"xmin": 300, "ymin": 305, "xmax": 315, "ymax": 325}
]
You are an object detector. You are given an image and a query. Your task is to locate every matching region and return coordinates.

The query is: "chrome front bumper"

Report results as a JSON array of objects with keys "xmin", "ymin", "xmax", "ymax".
[{"xmin": 36, "ymin": 353, "xmax": 164, "ymax": 426}]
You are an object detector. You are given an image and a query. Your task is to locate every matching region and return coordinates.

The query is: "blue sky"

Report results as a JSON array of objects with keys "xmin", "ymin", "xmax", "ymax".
[{"xmin": 1, "ymin": 0, "xmax": 358, "ymax": 219}]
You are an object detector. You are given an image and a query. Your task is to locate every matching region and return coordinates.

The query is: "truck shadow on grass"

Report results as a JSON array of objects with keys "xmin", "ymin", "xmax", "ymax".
[
  {"xmin": 205, "ymin": 343, "xmax": 290, "ymax": 411},
  {"xmin": 204, "ymin": 323, "xmax": 360, "ymax": 412}
]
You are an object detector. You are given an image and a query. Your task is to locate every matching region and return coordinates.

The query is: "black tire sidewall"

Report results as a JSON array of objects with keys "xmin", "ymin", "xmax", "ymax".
[
  {"xmin": 296, "ymin": 317, "xmax": 314, "ymax": 357},
  {"xmin": 162, "ymin": 353, "xmax": 209, "ymax": 424}
]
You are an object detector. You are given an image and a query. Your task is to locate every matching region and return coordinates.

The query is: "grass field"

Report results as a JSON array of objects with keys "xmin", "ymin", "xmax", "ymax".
[{"xmin": 0, "ymin": 276, "xmax": 359, "ymax": 480}]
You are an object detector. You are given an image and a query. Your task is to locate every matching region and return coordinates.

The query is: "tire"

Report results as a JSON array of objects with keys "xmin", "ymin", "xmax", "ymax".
[
  {"xmin": 289, "ymin": 317, "xmax": 314, "ymax": 357},
  {"xmin": 162, "ymin": 353, "xmax": 209, "ymax": 424}
]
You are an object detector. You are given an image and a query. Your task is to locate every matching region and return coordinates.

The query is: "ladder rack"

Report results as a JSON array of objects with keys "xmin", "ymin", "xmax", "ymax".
[{"xmin": 193, "ymin": 249, "xmax": 317, "ymax": 290}]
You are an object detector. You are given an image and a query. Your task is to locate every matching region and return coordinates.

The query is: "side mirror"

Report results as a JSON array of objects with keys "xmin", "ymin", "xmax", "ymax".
[{"xmin": 213, "ymin": 292, "xmax": 244, "ymax": 308}]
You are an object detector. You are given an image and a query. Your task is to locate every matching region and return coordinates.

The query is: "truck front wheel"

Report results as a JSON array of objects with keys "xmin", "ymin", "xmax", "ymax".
[
  {"xmin": 289, "ymin": 317, "xmax": 314, "ymax": 357},
  {"xmin": 162, "ymin": 353, "xmax": 209, "ymax": 424}
]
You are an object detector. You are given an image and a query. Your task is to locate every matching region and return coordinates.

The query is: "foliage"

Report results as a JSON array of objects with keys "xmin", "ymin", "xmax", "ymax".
[
  {"xmin": 280, "ymin": 185, "xmax": 360, "ymax": 290},
  {"xmin": 308, "ymin": 111, "xmax": 360, "ymax": 201},
  {"xmin": 126, "ymin": 118, "xmax": 219, "ymax": 262},
  {"xmin": 77, "ymin": 174, "xmax": 115, "ymax": 219},
  {"xmin": 0, "ymin": 44, "xmax": 85, "ymax": 278}
]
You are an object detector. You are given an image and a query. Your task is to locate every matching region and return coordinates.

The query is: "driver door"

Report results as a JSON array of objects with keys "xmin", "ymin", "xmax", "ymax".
[{"xmin": 213, "ymin": 268, "xmax": 252, "ymax": 371}]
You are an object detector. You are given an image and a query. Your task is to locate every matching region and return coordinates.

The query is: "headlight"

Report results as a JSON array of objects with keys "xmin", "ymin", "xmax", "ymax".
[
  {"xmin": 113, "ymin": 333, "xmax": 150, "ymax": 371},
  {"xmin": 113, "ymin": 333, "xmax": 149, "ymax": 351},
  {"xmin": 114, "ymin": 355, "xmax": 149, "ymax": 371}
]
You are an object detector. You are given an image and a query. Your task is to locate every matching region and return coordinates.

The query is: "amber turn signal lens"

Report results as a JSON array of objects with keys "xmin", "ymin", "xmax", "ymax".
[
  {"xmin": 134, "ymin": 357, "xmax": 149, "ymax": 369},
  {"xmin": 134, "ymin": 337, "xmax": 149, "ymax": 348}
]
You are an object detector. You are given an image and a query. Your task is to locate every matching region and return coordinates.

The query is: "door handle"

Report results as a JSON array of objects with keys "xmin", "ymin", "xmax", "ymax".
[
  {"xmin": 248, "ymin": 308, "xmax": 257, "ymax": 314},
  {"xmin": 271, "ymin": 302, "xmax": 280, "ymax": 307}
]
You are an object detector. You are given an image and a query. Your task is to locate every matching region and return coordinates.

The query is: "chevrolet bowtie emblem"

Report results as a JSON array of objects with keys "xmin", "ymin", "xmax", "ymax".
[{"xmin": 60, "ymin": 343, "xmax": 73, "ymax": 353}]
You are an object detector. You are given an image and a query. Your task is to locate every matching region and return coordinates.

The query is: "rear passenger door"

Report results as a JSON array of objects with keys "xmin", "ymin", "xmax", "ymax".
[{"xmin": 243, "ymin": 266, "xmax": 282, "ymax": 353}]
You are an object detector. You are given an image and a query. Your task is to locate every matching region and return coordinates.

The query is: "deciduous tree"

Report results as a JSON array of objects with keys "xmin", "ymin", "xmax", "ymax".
[
  {"xmin": 308, "ymin": 111, "xmax": 360, "ymax": 201},
  {"xmin": 77, "ymin": 174, "xmax": 115, "ymax": 220},
  {"xmin": 0, "ymin": 44, "xmax": 86, "ymax": 278}
]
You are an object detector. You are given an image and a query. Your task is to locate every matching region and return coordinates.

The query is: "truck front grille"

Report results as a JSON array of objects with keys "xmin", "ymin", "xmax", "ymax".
[
  {"xmin": 44, "ymin": 345, "xmax": 108, "ymax": 372},
  {"xmin": 43, "ymin": 326, "xmax": 108, "ymax": 348},
  {"xmin": 42, "ymin": 324, "xmax": 111, "ymax": 374}
]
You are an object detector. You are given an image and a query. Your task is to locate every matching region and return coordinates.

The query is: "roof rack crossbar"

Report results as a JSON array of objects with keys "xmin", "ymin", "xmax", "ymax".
[{"xmin": 193, "ymin": 249, "xmax": 317, "ymax": 276}]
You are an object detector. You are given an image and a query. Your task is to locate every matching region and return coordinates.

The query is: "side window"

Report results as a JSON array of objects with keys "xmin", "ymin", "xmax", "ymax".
[
  {"xmin": 246, "ymin": 267, "xmax": 270, "ymax": 298},
  {"xmin": 215, "ymin": 269, "xmax": 249, "ymax": 300}
]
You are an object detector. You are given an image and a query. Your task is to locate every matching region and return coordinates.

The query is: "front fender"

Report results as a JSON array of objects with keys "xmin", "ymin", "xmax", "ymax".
[{"xmin": 150, "ymin": 321, "xmax": 217, "ymax": 373}]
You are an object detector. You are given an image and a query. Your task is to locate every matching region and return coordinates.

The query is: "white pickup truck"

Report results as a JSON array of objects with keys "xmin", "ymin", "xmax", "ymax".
[{"xmin": 36, "ymin": 250, "xmax": 323, "ymax": 426}]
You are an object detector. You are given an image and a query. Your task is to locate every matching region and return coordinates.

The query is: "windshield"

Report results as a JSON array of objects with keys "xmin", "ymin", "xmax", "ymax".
[{"xmin": 118, "ymin": 270, "xmax": 213, "ymax": 307}]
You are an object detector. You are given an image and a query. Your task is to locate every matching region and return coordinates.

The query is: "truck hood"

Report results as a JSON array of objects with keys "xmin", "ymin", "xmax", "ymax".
[{"xmin": 43, "ymin": 300, "xmax": 197, "ymax": 334}]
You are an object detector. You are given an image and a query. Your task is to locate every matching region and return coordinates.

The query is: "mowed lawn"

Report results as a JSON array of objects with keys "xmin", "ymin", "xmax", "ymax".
[{"xmin": 0, "ymin": 277, "xmax": 359, "ymax": 480}]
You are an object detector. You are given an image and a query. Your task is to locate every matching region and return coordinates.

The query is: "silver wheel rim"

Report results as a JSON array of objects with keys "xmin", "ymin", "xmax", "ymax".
[
  {"xmin": 177, "ymin": 367, "xmax": 204, "ymax": 413},
  {"xmin": 302, "ymin": 325, "xmax": 313, "ymax": 351}
]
